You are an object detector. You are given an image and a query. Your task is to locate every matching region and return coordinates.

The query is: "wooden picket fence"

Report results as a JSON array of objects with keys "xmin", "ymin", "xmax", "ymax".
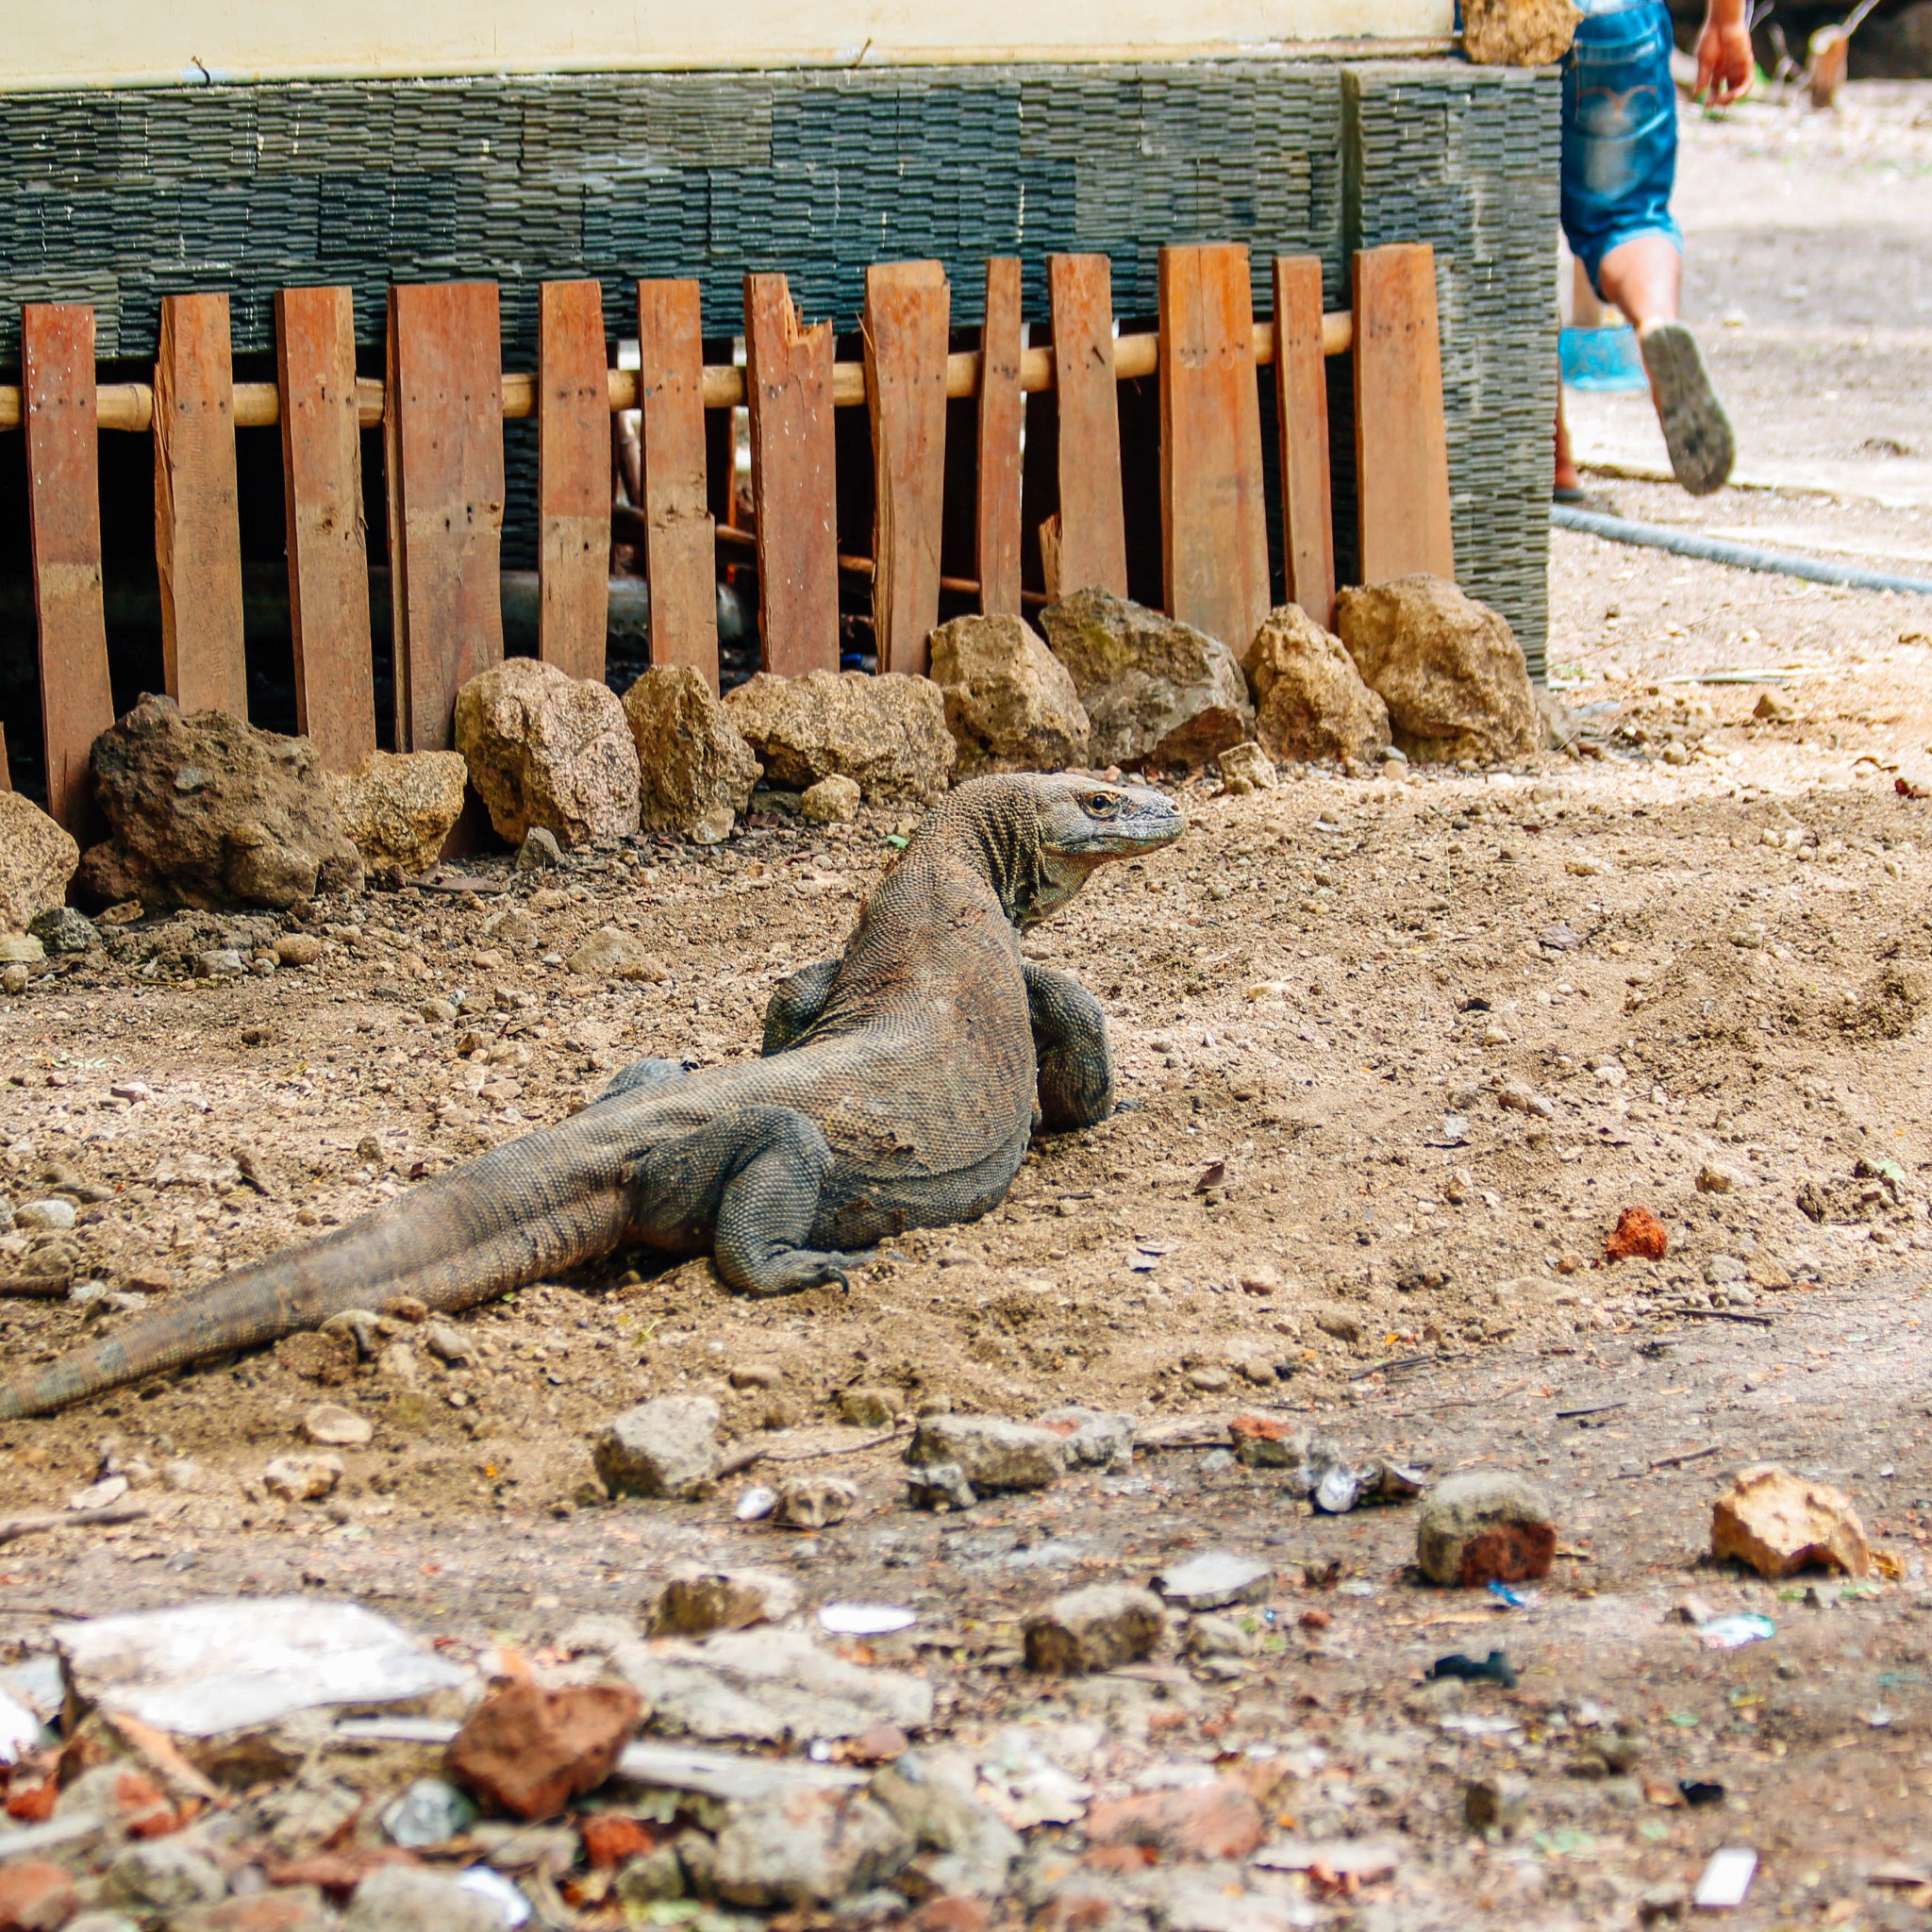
[{"xmin": 0, "ymin": 241, "xmax": 1454, "ymax": 836}]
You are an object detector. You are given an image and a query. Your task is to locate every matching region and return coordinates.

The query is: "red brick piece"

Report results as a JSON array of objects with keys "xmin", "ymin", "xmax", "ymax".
[
  {"xmin": 579, "ymin": 1812, "xmax": 657, "ymax": 1869},
  {"xmin": 1605, "ymin": 1205, "xmax": 1668, "ymax": 1262},
  {"xmin": 0, "ymin": 1861, "xmax": 76, "ymax": 1932},
  {"xmin": 448, "ymin": 1676, "xmax": 641, "ymax": 1822},
  {"xmin": 1084, "ymin": 1781, "xmax": 1266, "ymax": 1862}
]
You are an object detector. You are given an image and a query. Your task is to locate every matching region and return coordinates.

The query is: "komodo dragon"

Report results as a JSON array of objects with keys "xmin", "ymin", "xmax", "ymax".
[{"xmin": 0, "ymin": 772, "xmax": 1184, "ymax": 1419}]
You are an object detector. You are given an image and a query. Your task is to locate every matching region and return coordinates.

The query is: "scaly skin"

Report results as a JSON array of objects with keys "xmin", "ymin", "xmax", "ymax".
[{"xmin": 0, "ymin": 773, "xmax": 1184, "ymax": 1420}]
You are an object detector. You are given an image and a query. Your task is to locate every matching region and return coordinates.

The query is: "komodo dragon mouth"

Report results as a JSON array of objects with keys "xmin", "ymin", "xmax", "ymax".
[{"xmin": 0, "ymin": 772, "xmax": 1185, "ymax": 1419}]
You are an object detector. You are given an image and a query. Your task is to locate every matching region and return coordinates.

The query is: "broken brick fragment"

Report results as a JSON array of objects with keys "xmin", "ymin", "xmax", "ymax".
[
  {"xmin": 448, "ymin": 1674, "xmax": 642, "ymax": 1822},
  {"xmin": 1605, "ymin": 1205, "xmax": 1668, "ymax": 1262}
]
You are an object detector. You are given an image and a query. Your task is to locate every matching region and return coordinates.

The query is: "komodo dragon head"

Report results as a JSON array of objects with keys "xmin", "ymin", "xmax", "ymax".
[{"xmin": 941, "ymin": 770, "xmax": 1185, "ymax": 927}]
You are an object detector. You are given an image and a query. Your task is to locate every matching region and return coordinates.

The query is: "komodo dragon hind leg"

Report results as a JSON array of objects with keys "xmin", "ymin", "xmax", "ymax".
[
  {"xmin": 762, "ymin": 958, "xmax": 841, "ymax": 1055},
  {"xmin": 1024, "ymin": 963, "xmax": 1116, "ymax": 1131},
  {"xmin": 625, "ymin": 1105, "xmax": 853, "ymax": 1297},
  {"xmin": 594, "ymin": 1056, "xmax": 690, "ymax": 1104}
]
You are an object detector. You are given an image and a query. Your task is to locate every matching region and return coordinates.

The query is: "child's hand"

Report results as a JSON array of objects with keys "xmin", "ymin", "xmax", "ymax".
[{"xmin": 1696, "ymin": 16, "xmax": 1754, "ymax": 105}]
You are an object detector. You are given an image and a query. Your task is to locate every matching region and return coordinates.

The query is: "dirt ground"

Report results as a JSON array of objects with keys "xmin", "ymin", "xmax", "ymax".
[{"xmin": 8, "ymin": 79, "xmax": 1932, "ymax": 1932}]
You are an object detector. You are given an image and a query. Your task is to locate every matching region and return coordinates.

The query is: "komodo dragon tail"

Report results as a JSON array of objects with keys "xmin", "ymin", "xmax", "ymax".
[{"xmin": 0, "ymin": 1116, "xmax": 636, "ymax": 1420}]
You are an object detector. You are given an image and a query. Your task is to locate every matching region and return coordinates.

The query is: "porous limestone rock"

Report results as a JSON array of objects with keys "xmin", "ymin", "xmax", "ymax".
[
  {"xmin": 1215, "ymin": 741, "xmax": 1278, "ymax": 793},
  {"xmin": 1462, "ymin": 0, "xmax": 1580, "ymax": 66},
  {"xmin": 799, "ymin": 774, "xmax": 861, "ymax": 824},
  {"xmin": 0, "ymin": 792, "xmax": 79, "ymax": 935},
  {"xmin": 724, "ymin": 671, "xmax": 954, "ymax": 802},
  {"xmin": 1038, "ymin": 589, "xmax": 1252, "ymax": 768},
  {"xmin": 1416, "ymin": 1470, "xmax": 1557, "ymax": 1587},
  {"xmin": 1242, "ymin": 604, "xmax": 1391, "ymax": 765},
  {"xmin": 906, "ymin": 1416, "xmax": 1066, "ymax": 1492},
  {"xmin": 594, "ymin": 1396, "xmax": 722, "ymax": 1501},
  {"xmin": 926, "ymin": 613, "xmax": 1091, "ymax": 776},
  {"xmin": 327, "ymin": 750, "xmax": 467, "ymax": 884},
  {"xmin": 77, "ymin": 695, "xmax": 363, "ymax": 911},
  {"xmin": 1711, "ymin": 1463, "xmax": 1872, "ymax": 1579},
  {"xmin": 622, "ymin": 666, "xmax": 762, "ymax": 844},
  {"xmin": 1023, "ymin": 1585, "xmax": 1165, "ymax": 1674},
  {"xmin": 1334, "ymin": 575, "xmax": 1541, "ymax": 765},
  {"xmin": 455, "ymin": 658, "xmax": 642, "ymax": 850}
]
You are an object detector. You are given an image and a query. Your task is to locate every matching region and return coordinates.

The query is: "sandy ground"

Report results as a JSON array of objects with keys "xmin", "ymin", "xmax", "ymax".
[{"xmin": 8, "ymin": 79, "xmax": 1932, "ymax": 1932}]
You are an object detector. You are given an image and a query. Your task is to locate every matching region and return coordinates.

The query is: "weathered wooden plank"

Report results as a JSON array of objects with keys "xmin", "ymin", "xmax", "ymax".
[
  {"xmin": 1272, "ymin": 255, "xmax": 1337, "ymax": 625},
  {"xmin": 864, "ymin": 260, "xmax": 950, "ymax": 675},
  {"xmin": 637, "ymin": 279, "xmax": 719, "ymax": 691},
  {"xmin": 386, "ymin": 282, "xmax": 506, "ymax": 753},
  {"xmin": 1353, "ymin": 242, "xmax": 1455, "ymax": 586},
  {"xmin": 743, "ymin": 273, "xmax": 838, "ymax": 677},
  {"xmin": 975, "ymin": 257, "xmax": 1024, "ymax": 619},
  {"xmin": 1158, "ymin": 242, "xmax": 1270, "ymax": 653},
  {"xmin": 154, "ymin": 292, "xmax": 247, "ymax": 719},
  {"xmin": 275, "ymin": 285, "xmax": 375, "ymax": 770},
  {"xmin": 537, "ymin": 279, "xmax": 609, "ymax": 684},
  {"xmin": 21, "ymin": 304, "xmax": 114, "ymax": 838},
  {"xmin": 1046, "ymin": 254, "xmax": 1128, "ymax": 601}
]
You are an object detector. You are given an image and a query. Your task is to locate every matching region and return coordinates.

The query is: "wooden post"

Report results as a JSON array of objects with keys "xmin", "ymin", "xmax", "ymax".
[
  {"xmin": 275, "ymin": 285, "xmax": 375, "ymax": 770},
  {"xmin": 1046, "ymin": 255, "xmax": 1128, "ymax": 601},
  {"xmin": 155, "ymin": 292, "xmax": 247, "ymax": 718},
  {"xmin": 385, "ymin": 282, "xmax": 506, "ymax": 752},
  {"xmin": 743, "ymin": 273, "xmax": 838, "ymax": 677},
  {"xmin": 1158, "ymin": 242, "xmax": 1270, "ymax": 653},
  {"xmin": 0, "ymin": 724, "xmax": 10, "ymax": 791},
  {"xmin": 975, "ymin": 258, "xmax": 1024, "ymax": 620},
  {"xmin": 636, "ymin": 279, "xmax": 719, "ymax": 691},
  {"xmin": 1353, "ymin": 242, "xmax": 1455, "ymax": 585},
  {"xmin": 863, "ymin": 260, "xmax": 950, "ymax": 676},
  {"xmin": 1272, "ymin": 255, "xmax": 1337, "ymax": 625},
  {"xmin": 537, "ymin": 279, "xmax": 610, "ymax": 684},
  {"xmin": 21, "ymin": 304, "xmax": 114, "ymax": 838}
]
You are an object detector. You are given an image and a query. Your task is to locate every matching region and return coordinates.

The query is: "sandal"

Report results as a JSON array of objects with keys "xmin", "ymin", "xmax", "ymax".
[{"xmin": 1640, "ymin": 321, "xmax": 1736, "ymax": 496}]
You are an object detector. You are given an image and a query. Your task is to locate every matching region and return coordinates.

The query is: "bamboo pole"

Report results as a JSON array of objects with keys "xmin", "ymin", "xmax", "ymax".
[{"xmin": 0, "ymin": 311, "xmax": 1353, "ymax": 433}]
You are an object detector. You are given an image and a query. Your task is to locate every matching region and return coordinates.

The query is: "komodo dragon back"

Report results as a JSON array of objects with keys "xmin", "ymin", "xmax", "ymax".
[{"xmin": 0, "ymin": 772, "xmax": 1183, "ymax": 1420}]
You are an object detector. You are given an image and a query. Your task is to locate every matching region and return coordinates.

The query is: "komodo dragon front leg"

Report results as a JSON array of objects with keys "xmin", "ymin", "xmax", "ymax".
[{"xmin": 1025, "ymin": 964, "xmax": 1115, "ymax": 1131}]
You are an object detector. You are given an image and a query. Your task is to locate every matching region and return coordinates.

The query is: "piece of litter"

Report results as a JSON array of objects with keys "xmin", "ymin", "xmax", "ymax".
[
  {"xmin": 817, "ymin": 1603, "xmax": 917, "ymax": 1637},
  {"xmin": 0, "ymin": 1687, "xmax": 47, "ymax": 1764},
  {"xmin": 1438, "ymin": 1713, "xmax": 1522, "ymax": 1738},
  {"xmin": 458, "ymin": 1865, "xmax": 531, "ymax": 1927},
  {"xmin": 1154, "ymin": 1551, "xmax": 1273, "ymax": 1609},
  {"xmin": 1694, "ymin": 1614, "xmax": 1775, "ymax": 1651},
  {"xmin": 735, "ymin": 1485, "xmax": 778, "ymax": 1522},
  {"xmin": 1427, "ymin": 1650, "xmax": 1518, "ymax": 1689},
  {"xmin": 1488, "ymin": 1582, "xmax": 1537, "ymax": 1610},
  {"xmin": 1692, "ymin": 1846, "xmax": 1757, "ymax": 1909},
  {"xmin": 54, "ymin": 1597, "xmax": 471, "ymax": 1737},
  {"xmin": 1251, "ymin": 1837, "xmax": 1402, "ymax": 1883}
]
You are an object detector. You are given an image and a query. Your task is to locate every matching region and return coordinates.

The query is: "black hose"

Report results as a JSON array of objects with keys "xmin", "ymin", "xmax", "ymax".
[{"xmin": 1552, "ymin": 504, "xmax": 1932, "ymax": 598}]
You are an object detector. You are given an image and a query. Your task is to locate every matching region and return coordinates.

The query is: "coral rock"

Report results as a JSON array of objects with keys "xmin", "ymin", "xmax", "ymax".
[
  {"xmin": 1335, "ymin": 575, "xmax": 1541, "ymax": 764},
  {"xmin": 724, "ymin": 671, "xmax": 955, "ymax": 802},
  {"xmin": 327, "ymin": 750, "xmax": 468, "ymax": 884},
  {"xmin": 926, "ymin": 614, "xmax": 1091, "ymax": 776},
  {"xmin": 1241, "ymin": 604, "xmax": 1391, "ymax": 765},
  {"xmin": 1039, "ymin": 590, "xmax": 1252, "ymax": 769},
  {"xmin": 77, "ymin": 695, "xmax": 363, "ymax": 911},
  {"xmin": 455, "ymin": 658, "xmax": 641, "ymax": 850},
  {"xmin": 622, "ymin": 666, "xmax": 762, "ymax": 844}
]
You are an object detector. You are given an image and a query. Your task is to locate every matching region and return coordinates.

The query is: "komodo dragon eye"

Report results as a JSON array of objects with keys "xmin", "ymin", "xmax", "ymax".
[{"xmin": 1083, "ymin": 792, "xmax": 1120, "ymax": 818}]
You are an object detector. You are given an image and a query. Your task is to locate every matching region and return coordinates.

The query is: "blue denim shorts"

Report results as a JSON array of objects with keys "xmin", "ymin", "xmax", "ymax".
[{"xmin": 1561, "ymin": 0, "xmax": 1682, "ymax": 293}]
